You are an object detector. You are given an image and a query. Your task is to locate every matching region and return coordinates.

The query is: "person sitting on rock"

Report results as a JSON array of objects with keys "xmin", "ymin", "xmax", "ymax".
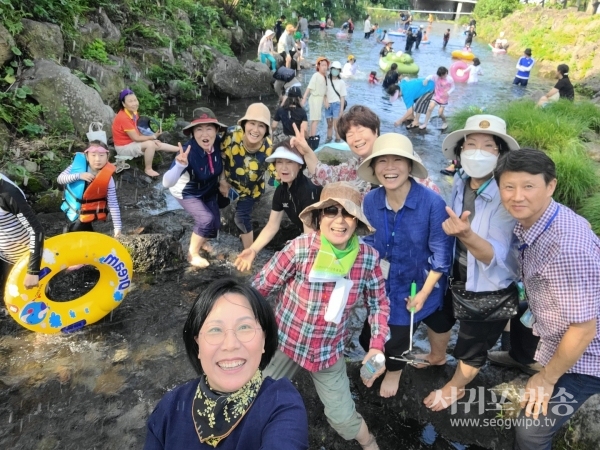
[
  {"xmin": 57, "ymin": 141, "xmax": 121, "ymax": 237},
  {"xmin": 162, "ymin": 108, "xmax": 226, "ymax": 269},
  {"xmin": 258, "ymin": 30, "xmax": 277, "ymax": 72},
  {"xmin": 277, "ymin": 24, "xmax": 296, "ymax": 56},
  {"xmin": 220, "ymin": 103, "xmax": 276, "ymax": 250},
  {"xmin": 111, "ymin": 89, "xmax": 179, "ymax": 178},
  {"xmin": 537, "ymin": 64, "xmax": 574, "ymax": 107},
  {"xmin": 0, "ymin": 173, "xmax": 44, "ymax": 292},
  {"xmin": 234, "ymin": 140, "xmax": 322, "ymax": 272}
]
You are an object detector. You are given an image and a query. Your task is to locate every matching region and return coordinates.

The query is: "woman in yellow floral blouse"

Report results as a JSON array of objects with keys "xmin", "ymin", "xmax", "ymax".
[{"xmin": 220, "ymin": 103, "xmax": 276, "ymax": 249}]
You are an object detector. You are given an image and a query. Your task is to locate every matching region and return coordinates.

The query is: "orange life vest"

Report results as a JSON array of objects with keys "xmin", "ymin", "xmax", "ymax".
[{"xmin": 79, "ymin": 163, "xmax": 116, "ymax": 223}]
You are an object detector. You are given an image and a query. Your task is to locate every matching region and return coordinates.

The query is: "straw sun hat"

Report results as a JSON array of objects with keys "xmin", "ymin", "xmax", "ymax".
[
  {"xmin": 299, "ymin": 182, "xmax": 375, "ymax": 234},
  {"xmin": 441, "ymin": 114, "xmax": 519, "ymax": 159},
  {"xmin": 237, "ymin": 103, "xmax": 272, "ymax": 137},
  {"xmin": 357, "ymin": 133, "xmax": 428, "ymax": 184}
]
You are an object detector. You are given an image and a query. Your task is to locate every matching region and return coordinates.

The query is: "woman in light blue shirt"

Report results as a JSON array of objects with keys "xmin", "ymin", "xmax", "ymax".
[{"xmin": 420, "ymin": 115, "xmax": 520, "ymax": 411}]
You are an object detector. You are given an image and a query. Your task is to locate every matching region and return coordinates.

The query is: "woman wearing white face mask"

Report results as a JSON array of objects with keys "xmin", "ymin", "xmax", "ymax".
[{"xmin": 413, "ymin": 115, "xmax": 522, "ymax": 412}]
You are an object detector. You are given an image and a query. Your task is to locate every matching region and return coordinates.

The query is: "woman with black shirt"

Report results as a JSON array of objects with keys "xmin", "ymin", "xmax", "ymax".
[
  {"xmin": 234, "ymin": 139, "xmax": 321, "ymax": 271},
  {"xmin": 272, "ymin": 87, "xmax": 308, "ymax": 137}
]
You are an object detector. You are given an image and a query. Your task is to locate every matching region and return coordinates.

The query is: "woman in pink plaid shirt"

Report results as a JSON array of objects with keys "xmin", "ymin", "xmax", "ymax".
[{"xmin": 253, "ymin": 182, "xmax": 390, "ymax": 450}]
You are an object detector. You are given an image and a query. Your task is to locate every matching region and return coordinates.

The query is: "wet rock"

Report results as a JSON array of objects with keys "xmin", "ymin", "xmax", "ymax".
[
  {"xmin": 173, "ymin": 8, "xmax": 190, "ymax": 27},
  {"xmin": 167, "ymin": 79, "xmax": 189, "ymax": 97},
  {"xmin": 0, "ymin": 23, "xmax": 15, "ymax": 66},
  {"xmin": 22, "ymin": 59, "xmax": 115, "ymax": 139},
  {"xmin": 206, "ymin": 49, "xmax": 274, "ymax": 99},
  {"xmin": 66, "ymin": 56, "xmax": 125, "ymax": 107},
  {"xmin": 585, "ymin": 141, "xmax": 600, "ymax": 162},
  {"xmin": 117, "ymin": 233, "xmax": 184, "ymax": 273},
  {"xmin": 16, "ymin": 19, "xmax": 64, "ymax": 60},
  {"xmin": 88, "ymin": 9, "xmax": 122, "ymax": 44},
  {"xmin": 230, "ymin": 25, "xmax": 245, "ymax": 54},
  {"xmin": 139, "ymin": 47, "xmax": 175, "ymax": 67}
]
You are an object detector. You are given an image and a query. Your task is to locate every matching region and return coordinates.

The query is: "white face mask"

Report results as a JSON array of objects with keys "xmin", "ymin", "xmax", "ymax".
[{"xmin": 460, "ymin": 149, "xmax": 499, "ymax": 178}]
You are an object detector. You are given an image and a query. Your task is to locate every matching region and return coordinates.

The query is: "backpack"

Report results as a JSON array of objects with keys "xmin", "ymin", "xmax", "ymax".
[{"xmin": 273, "ymin": 67, "xmax": 296, "ymax": 82}]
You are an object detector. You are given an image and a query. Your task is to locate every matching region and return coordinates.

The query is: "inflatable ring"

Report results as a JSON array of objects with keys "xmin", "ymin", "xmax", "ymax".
[
  {"xmin": 379, "ymin": 52, "xmax": 416, "ymax": 72},
  {"xmin": 451, "ymin": 50, "xmax": 475, "ymax": 61},
  {"xmin": 450, "ymin": 61, "xmax": 469, "ymax": 83},
  {"xmin": 4, "ymin": 232, "xmax": 133, "ymax": 334},
  {"xmin": 489, "ymin": 44, "xmax": 507, "ymax": 54},
  {"xmin": 420, "ymin": 40, "xmax": 430, "ymax": 45},
  {"xmin": 388, "ymin": 31, "xmax": 406, "ymax": 37},
  {"xmin": 336, "ymin": 32, "xmax": 348, "ymax": 39}
]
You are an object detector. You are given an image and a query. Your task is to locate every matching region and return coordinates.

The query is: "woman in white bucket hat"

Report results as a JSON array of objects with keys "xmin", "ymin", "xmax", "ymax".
[{"xmin": 416, "ymin": 115, "xmax": 523, "ymax": 411}]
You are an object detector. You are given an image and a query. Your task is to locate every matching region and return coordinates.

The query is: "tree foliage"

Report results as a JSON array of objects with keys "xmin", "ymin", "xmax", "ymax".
[{"xmin": 474, "ymin": 0, "xmax": 520, "ymax": 20}]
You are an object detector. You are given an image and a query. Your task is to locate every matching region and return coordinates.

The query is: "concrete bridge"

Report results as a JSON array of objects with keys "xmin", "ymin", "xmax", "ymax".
[{"xmin": 367, "ymin": 0, "xmax": 477, "ymax": 21}]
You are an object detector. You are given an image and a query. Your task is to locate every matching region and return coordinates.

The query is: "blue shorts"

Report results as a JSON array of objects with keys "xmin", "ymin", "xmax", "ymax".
[
  {"xmin": 324, "ymin": 102, "xmax": 341, "ymax": 119},
  {"xmin": 513, "ymin": 77, "xmax": 529, "ymax": 86},
  {"xmin": 234, "ymin": 196, "xmax": 258, "ymax": 234}
]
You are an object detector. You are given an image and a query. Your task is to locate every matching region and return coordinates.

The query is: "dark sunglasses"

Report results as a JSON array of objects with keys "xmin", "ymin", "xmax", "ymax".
[{"xmin": 322, "ymin": 206, "xmax": 355, "ymax": 219}]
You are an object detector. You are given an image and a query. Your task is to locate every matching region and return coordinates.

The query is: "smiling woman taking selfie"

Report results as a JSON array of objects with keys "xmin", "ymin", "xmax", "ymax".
[{"xmin": 143, "ymin": 278, "xmax": 308, "ymax": 450}]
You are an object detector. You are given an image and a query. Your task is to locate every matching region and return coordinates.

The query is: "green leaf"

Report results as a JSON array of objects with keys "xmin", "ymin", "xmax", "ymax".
[
  {"xmin": 10, "ymin": 61, "xmax": 18, "ymax": 68},
  {"xmin": 15, "ymin": 88, "xmax": 27, "ymax": 99},
  {"xmin": 4, "ymin": 74, "xmax": 16, "ymax": 84},
  {"xmin": 20, "ymin": 86, "xmax": 32, "ymax": 95},
  {"xmin": 24, "ymin": 59, "xmax": 34, "ymax": 67},
  {"xmin": 5, "ymin": 67, "xmax": 15, "ymax": 76},
  {"xmin": 11, "ymin": 46, "xmax": 22, "ymax": 56}
]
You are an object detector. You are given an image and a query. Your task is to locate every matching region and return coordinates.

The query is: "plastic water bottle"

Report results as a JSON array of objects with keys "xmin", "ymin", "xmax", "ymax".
[{"xmin": 360, "ymin": 353, "xmax": 386, "ymax": 380}]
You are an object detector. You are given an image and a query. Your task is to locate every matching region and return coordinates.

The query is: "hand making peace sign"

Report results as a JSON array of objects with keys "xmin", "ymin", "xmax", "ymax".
[{"xmin": 176, "ymin": 143, "xmax": 191, "ymax": 166}]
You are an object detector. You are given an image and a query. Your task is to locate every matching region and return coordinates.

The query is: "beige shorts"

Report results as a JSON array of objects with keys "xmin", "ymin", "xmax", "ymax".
[{"xmin": 114, "ymin": 142, "xmax": 143, "ymax": 157}]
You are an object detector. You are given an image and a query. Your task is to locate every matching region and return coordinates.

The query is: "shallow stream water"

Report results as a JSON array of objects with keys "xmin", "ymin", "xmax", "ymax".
[{"xmin": 0, "ymin": 21, "xmax": 556, "ymax": 450}]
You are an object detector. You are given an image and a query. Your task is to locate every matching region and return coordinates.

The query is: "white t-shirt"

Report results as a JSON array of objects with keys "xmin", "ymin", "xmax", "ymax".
[
  {"xmin": 364, "ymin": 19, "xmax": 371, "ymax": 33},
  {"xmin": 466, "ymin": 65, "xmax": 483, "ymax": 83},
  {"xmin": 326, "ymin": 78, "xmax": 347, "ymax": 103},
  {"xmin": 341, "ymin": 62, "xmax": 357, "ymax": 78}
]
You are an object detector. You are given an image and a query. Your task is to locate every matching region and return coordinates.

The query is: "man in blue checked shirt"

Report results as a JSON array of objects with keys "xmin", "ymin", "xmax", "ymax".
[{"xmin": 494, "ymin": 148, "xmax": 600, "ymax": 450}]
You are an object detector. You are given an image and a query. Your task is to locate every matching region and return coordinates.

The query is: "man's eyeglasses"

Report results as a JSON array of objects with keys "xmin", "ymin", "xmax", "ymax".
[{"xmin": 322, "ymin": 206, "xmax": 355, "ymax": 220}]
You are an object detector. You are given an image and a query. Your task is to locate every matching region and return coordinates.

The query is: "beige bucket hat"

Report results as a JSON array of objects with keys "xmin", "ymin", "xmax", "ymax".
[
  {"xmin": 358, "ymin": 133, "xmax": 428, "ymax": 183},
  {"xmin": 237, "ymin": 103, "xmax": 272, "ymax": 137},
  {"xmin": 299, "ymin": 181, "xmax": 375, "ymax": 234},
  {"xmin": 442, "ymin": 114, "xmax": 519, "ymax": 159}
]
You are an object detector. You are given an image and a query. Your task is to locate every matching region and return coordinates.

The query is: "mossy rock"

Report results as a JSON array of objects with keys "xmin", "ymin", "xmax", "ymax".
[{"xmin": 33, "ymin": 191, "xmax": 63, "ymax": 213}]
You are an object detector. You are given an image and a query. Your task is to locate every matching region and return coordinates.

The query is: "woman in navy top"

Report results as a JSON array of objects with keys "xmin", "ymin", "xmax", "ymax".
[
  {"xmin": 357, "ymin": 133, "xmax": 451, "ymax": 398},
  {"xmin": 144, "ymin": 278, "xmax": 308, "ymax": 449},
  {"xmin": 162, "ymin": 108, "xmax": 225, "ymax": 268}
]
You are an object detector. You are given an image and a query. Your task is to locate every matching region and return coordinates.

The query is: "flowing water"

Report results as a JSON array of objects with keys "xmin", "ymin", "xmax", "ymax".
[{"xmin": 0, "ymin": 21, "xmax": 554, "ymax": 450}]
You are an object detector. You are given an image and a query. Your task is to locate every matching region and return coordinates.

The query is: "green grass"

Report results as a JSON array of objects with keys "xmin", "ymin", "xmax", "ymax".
[
  {"xmin": 450, "ymin": 100, "xmax": 600, "ymax": 209},
  {"xmin": 579, "ymin": 192, "xmax": 600, "ymax": 235}
]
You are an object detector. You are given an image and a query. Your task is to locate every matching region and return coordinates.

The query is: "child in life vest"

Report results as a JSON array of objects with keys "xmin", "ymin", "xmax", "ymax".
[{"xmin": 58, "ymin": 141, "xmax": 122, "ymax": 237}]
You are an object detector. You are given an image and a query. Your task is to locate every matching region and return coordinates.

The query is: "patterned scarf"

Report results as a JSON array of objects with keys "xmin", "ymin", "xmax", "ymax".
[
  {"xmin": 192, "ymin": 370, "xmax": 262, "ymax": 447},
  {"xmin": 309, "ymin": 234, "xmax": 359, "ymax": 281}
]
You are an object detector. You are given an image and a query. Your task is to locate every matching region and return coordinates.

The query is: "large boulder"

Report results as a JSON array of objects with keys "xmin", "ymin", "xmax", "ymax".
[
  {"xmin": 16, "ymin": 19, "xmax": 64, "ymax": 60},
  {"xmin": 88, "ymin": 9, "xmax": 122, "ymax": 44},
  {"xmin": 206, "ymin": 50, "xmax": 274, "ymax": 99},
  {"xmin": 66, "ymin": 57, "xmax": 125, "ymax": 108},
  {"xmin": 0, "ymin": 23, "xmax": 15, "ymax": 66},
  {"xmin": 22, "ymin": 59, "xmax": 115, "ymax": 139}
]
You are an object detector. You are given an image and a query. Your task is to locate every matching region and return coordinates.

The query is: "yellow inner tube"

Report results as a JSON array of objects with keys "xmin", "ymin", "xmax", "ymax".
[
  {"xmin": 451, "ymin": 50, "xmax": 475, "ymax": 61},
  {"xmin": 4, "ymin": 232, "xmax": 133, "ymax": 334}
]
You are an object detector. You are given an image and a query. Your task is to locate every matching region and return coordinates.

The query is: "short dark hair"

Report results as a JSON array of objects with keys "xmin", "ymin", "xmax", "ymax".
[
  {"xmin": 336, "ymin": 105, "xmax": 380, "ymax": 141},
  {"xmin": 386, "ymin": 84, "xmax": 400, "ymax": 96},
  {"xmin": 182, "ymin": 278, "xmax": 279, "ymax": 375},
  {"xmin": 437, "ymin": 66, "xmax": 448, "ymax": 77},
  {"xmin": 452, "ymin": 134, "xmax": 511, "ymax": 160},
  {"xmin": 494, "ymin": 148, "xmax": 556, "ymax": 185},
  {"xmin": 473, "ymin": 58, "xmax": 481, "ymax": 66},
  {"xmin": 89, "ymin": 139, "xmax": 108, "ymax": 149},
  {"xmin": 390, "ymin": 63, "xmax": 398, "ymax": 71},
  {"xmin": 557, "ymin": 64, "xmax": 569, "ymax": 76}
]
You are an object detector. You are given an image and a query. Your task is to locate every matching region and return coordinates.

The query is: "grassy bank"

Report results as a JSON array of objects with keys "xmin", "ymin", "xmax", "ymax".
[
  {"xmin": 475, "ymin": 6, "xmax": 600, "ymax": 81},
  {"xmin": 450, "ymin": 100, "xmax": 600, "ymax": 233}
]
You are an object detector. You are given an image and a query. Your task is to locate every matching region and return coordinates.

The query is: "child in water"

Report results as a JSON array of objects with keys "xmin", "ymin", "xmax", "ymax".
[
  {"xmin": 369, "ymin": 71, "xmax": 380, "ymax": 84},
  {"xmin": 464, "ymin": 58, "xmax": 483, "ymax": 83},
  {"xmin": 58, "ymin": 141, "xmax": 121, "ymax": 236}
]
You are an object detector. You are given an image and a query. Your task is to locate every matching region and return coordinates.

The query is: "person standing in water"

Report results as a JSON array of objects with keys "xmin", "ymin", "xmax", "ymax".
[
  {"xmin": 443, "ymin": 29, "xmax": 450, "ymax": 49},
  {"xmin": 513, "ymin": 48, "xmax": 534, "ymax": 87}
]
